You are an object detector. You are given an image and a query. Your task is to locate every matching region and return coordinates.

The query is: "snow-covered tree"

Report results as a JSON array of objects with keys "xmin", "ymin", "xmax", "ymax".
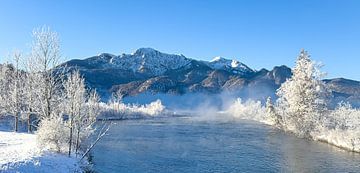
[
  {"xmin": 276, "ymin": 49, "xmax": 328, "ymax": 137},
  {"xmin": 10, "ymin": 52, "xmax": 25, "ymax": 132},
  {"xmin": 265, "ymin": 97, "xmax": 281, "ymax": 127},
  {"xmin": 328, "ymin": 102, "xmax": 360, "ymax": 131},
  {"xmin": 63, "ymin": 70, "xmax": 101, "ymax": 156},
  {"xmin": 0, "ymin": 63, "xmax": 13, "ymax": 116},
  {"xmin": 23, "ymin": 57, "xmax": 43, "ymax": 133},
  {"xmin": 112, "ymin": 89, "xmax": 124, "ymax": 104},
  {"xmin": 74, "ymin": 90, "xmax": 100, "ymax": 153},
  {"xmin": 0, "ymin": 26, "xmax": 107, "ymax": 157},
  {"xmin": 86, "ymin": 90, "xmax": 101, "ymax": 123},
  {"xmin": 109, "ymin": 89, "xmax": 124, "ymax": 116},
  {"xmin": 36, "ymin": 70, "xmax": 102, "ymax": 155},
  {"xmin": 30, "ymin": 26, "xmax": 64, "ymax": 119},
  {"xmin": 0, "ymin": 52, "xmax": 27, "ymax": 132},
  {"xmin": 63, "ymin": 70, "xmax": 86, "ymax": 156}
]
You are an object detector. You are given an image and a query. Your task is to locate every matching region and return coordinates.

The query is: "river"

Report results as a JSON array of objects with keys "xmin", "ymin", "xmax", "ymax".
[{"xmin": 91, "ymin": 117, "xmax": 360, "ymax": 173}]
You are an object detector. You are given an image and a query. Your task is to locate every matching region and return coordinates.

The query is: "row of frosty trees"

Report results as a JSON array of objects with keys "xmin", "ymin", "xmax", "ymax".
[
  {"xmin": 264, "ymin": 50, "xmax": 360, "ymax": 151},
  {"xmin": 0, "ymin": 26, "xmax": 104, "ymax": 157}
]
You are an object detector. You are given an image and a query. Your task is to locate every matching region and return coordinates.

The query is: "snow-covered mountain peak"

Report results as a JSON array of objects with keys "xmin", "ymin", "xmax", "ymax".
[
  {"xmin": 98, "ymin": 53, "xmax": 116, "ymax": 60},
  {"xmin": 210, "ymin": 56, "xmax": 242, "ymax": 68},
  {"xmin": 210, "ymin": 56, "xmax": 226, "ymax": 62},
  {"xmin": 208, "ymin": 56, "xmax": 254, "ymax": 74},
  {"xmin": 91, "ymin": 48, "xmax": 192, "ymax": 76},
  {"xmin": 132, "ymin": 48, "xmax": 160, "ymax": 56},
  {"xmin": 69, "ymin": 48, "xmax": 255, "ymax": 77}
]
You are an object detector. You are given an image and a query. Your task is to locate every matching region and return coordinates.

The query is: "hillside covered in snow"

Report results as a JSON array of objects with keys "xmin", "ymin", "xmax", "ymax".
[{"xmin": 60, "ymin": 48, "xmax": 360, "ymax": 107}]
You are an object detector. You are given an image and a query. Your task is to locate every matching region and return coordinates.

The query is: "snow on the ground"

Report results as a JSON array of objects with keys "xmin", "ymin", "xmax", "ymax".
[{"xmin": 0, "ymin": 131, "xmax": 82, "ymax": 173}]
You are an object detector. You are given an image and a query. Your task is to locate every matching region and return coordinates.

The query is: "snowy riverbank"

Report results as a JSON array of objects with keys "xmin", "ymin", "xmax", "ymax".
[
  {"xmin": 0, "ymin": 131, "xmax": 82, "ymax": 173},
  {"xmin": 225, "ymin": 99, "xmax": 360, "ymax": 153}
]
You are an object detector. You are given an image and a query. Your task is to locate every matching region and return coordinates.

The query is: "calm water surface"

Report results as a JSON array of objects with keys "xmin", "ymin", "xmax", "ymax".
[{"xmin": 91, "ymin": 117, "xmax": 360, "ymax": 173}]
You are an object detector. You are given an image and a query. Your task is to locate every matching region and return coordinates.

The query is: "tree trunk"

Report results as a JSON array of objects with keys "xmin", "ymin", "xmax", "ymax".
[
  {"xmin": 75, "ymin": 128, "xmax": 80, "ymax": 155},
  {"xmin": 68, "ymin": 117, "xmax": 73, "ymax": 157},
  {"xmin": 14, "ymin": 113, "xmax": 18, "ymax": 132},
  {"xmin": 27, "ymin": 113, "xmax": 32, "ymax": 133}
]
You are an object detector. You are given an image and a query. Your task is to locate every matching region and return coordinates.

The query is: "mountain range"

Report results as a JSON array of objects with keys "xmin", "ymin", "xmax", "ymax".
[{"xmin": 61, "ymin": 48, "xmax": 360, "ymax": 107}]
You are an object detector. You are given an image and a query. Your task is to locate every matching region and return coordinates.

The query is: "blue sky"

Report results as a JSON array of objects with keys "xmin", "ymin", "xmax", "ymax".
[{"xmin": 0, "ymin": 0, "xmax": 359, "ymax": 80}]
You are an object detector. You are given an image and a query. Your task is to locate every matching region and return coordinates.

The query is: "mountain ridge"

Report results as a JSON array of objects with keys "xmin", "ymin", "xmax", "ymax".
[{"xmin": 60, "ymin": 48, "xmax": 360, "ymax": 107}]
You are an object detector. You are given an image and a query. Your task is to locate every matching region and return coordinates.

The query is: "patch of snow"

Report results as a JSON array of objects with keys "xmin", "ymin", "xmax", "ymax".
[{"xmin": 0, "ymin": 131, "xmax": 82, "ymax": 172}]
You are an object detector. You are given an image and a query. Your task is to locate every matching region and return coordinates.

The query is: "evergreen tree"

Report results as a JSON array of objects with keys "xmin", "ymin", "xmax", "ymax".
[{"xmin": 276, "ymin": 49, "xmax": 328, "ymax": 137}]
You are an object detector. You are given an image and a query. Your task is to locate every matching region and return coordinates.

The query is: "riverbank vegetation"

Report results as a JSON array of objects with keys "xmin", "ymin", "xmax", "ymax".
[{"xmin": 226, "ymin": 50, "xmax": 360, "ymax": 152}]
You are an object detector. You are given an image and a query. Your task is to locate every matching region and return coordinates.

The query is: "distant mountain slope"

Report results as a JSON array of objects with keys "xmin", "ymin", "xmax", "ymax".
[
  {"xmin": 60, "ymin": 48, "xmax": 256, "ymax": 97},
  {"xmin": 324, "ymin": 78, "xmax": 360, "ymax": 107},
  {"xmin": 60, "ymin": 48, "xmax": 360, "ymax": 107}
]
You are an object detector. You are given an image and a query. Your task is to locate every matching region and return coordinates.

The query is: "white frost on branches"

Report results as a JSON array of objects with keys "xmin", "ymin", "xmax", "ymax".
[
  {"xmin": 99, "ymin": 99, "xmax": 165, "ymax": 119},
  {"xmin": 276, "ymin": 49, "xmax": 328, "ymax": 137},
  {"xmin": 227, "ymin": 49, "xmax": 360, "ymax": 152},
  {"xmin": 226, "ymin": 98, "xmax": 266, "ymax": 122}
]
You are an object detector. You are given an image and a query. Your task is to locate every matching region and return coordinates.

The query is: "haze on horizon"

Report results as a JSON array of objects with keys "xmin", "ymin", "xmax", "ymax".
[{"xmin": 0, "ymin": 0, "xmax": 359, "ymax": 80}]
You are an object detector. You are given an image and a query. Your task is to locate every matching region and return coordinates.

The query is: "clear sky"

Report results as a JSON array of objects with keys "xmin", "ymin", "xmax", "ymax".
[{"xmin": 0, "ymin": 0, "xmax": 359, "ymax": 80}]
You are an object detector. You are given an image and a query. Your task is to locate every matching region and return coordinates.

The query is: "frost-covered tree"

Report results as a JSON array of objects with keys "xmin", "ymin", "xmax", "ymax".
[
  {"xmin": 276, "ymin": 49, "xmax": 328, "ymax": 137},
  {"xmin": 109, "ymin": 89, "xmax": 124, "ymax": 116},
  {"xmin": 328, "ymin": 102, "xmax": 360, "ymax": 131},
  {"xmin": 265, "ymin": 97, "xmax": 282, "ymax": 127},
  {"xmin": 63, "ymin": 70, "xmax": 86, "ymax": 156},
  {"xmin": 0, "ymin": 52, "xmax": 27, "ymax": 132},
  {"xmin": 64, "ymin": 70, "xmax": 101, "ymax": 156},
  {"xmin": 330, "ymin": 102, "xmax": 360, "ymax": 151},
  {"xmin": 37, "ymin": 70, "xmax": 102, "ymax": 155},
  {"xmin": 30, "ymin": 26, "xmax": 64, "ymax": 119},
  {"xmin": 9, "ymin": 52, "xmax": 25, "ymax": 132},
  {"xmin": 112, "ymin": 89, "xmax": 124, "ymax": 104},
  {"xmin": 0, "ymin": 26, "xmax": 107, "ymax": 156},
  {"xmin": 74, "ymin": 90, "xmax": 100, "ymax": 153},
  {"xmin": 86, "ymin": 90, "xmax": 101, "ymax": 123},
  {"xmin": 23, "ymin": 58, "xmax": 43, "ymax": 133},
  {"xmin": 0, "ymin": 64, "xmax": 14, "ymax": 116}
]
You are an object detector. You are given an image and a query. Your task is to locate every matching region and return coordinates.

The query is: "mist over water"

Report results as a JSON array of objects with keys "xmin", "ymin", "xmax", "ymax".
[
  {"xmin": 122, "ymin": 86, "xmax": 275, "ymax": 114},
  {"xmin": 91, "ymin": 117, "xmax": 360, "ymax": 173}
]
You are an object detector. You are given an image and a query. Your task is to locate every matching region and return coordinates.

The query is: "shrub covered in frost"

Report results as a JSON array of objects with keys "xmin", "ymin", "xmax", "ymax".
[
  {"xmin": 99, "ymin": 99, "xmax": 165, "ymax": 119},
  {"xmin": 36, "ymin": 116, "xmax": 69, "ymax": 153},
  {"xmin": 227, "ymin": 98, "xmax": 266, "ymax": 122},
  {"xmin": 312, "ymin": 102, "xmax": 360, "ymax": 152}
]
